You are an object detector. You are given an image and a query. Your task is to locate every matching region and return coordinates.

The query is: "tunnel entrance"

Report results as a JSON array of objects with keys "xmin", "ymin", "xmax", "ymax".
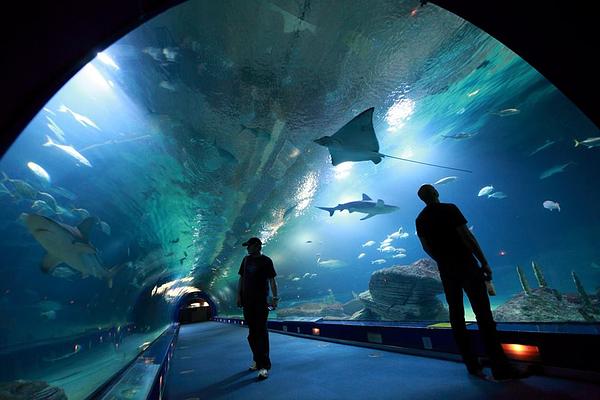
[
  {"xmin": 179, "ymin": 299, "xmax": 211, "ymax": 324},
  {"xmin": 176, "ymin": 292, "xmax": 216, "ymax": 324}
]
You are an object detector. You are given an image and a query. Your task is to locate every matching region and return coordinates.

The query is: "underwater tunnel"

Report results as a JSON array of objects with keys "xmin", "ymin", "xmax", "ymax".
[{"xmin": 0, "ymin": 0, "xmax": 599, "ymax": 399}]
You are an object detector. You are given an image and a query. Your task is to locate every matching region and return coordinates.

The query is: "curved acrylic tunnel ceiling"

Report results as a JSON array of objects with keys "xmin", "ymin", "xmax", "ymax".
[
  {"xmin": 1, "ymin": 0, "xmax": 599, "ymax": 337},
  {"xmin": 0, "ymin": 0, "xmax": 598, "ymax": 155}
]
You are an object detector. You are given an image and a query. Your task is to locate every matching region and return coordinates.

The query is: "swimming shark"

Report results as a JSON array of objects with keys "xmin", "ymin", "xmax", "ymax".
[
  {"xmin": 313, "ymin": 108, "xmax": 471, "ymax": 172},
  {"xmin": 316, "ymin": 254, "xmax": 347, "ymax": 268},
  {"xmin": 539, "ymin": 161, "xmax": 574, "ymax": 179},
  {"xmin": 317, "ymin": 193, "xmax": 399, "ymax": 220},
  {"xmin": 22, "ymin": 213, "xmax": 124, "ymax": 287}
]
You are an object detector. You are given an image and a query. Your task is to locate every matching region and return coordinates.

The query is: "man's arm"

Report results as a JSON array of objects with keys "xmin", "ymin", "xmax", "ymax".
[
  {"xmin": 236, "ymin": 276, "xmax": 243, "ymax": 307},
  {"xmin": 418, "ymin": 235, "xmax": 436, "ymax": 259},
  {"xmin": 456, "ymin": 225, "xmax": 492, "ymax": 278},
  {"xmin": 268, "ymin": 277, "xmax": 279, "ymax": 308}
]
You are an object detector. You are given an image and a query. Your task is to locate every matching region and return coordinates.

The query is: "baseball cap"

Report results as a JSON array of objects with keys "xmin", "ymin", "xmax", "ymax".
[{"xmin": 242, "ymin": 237, "xmax": 262, "ymax": 246}]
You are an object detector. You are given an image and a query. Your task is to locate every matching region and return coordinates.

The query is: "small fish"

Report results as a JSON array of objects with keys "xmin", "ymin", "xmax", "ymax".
[
  {"xmin": 305, "ymin": 240, "xmax": 313, "ymax": 243},
  {"xmin": 31, "ymin": 200, "xmax": 54, "ymax": 216},
  {"xmin": 170, "ymin": 238, "xmax": 180, "ymax": 243},
  {"xmin": 542, "ymin": 200, "xmax": 560, "ymax": 212},
  {"xmin": 0, "ymin": 182, "xmax": 13, "ymax": 198},
  {"xmin": 40, "ymin": 310, "xmax": 57, "ymax": 320},
  {"xmin": 491, "ymin": 108, "xmax": 520, "ymax": 117},
  {"xmin": 591, "ymin": 262, "xmax": 600, "ymax": 270},
  {"xmin": 392, "ymin": 253, "xmax": 406, "ymax": 258},
  {"xmin": 434, "ymin": 176, "xmax": 457, "ymax": 185},
  {"xmin": 159, "ymin": 81, "xmax": 176, "ymax": 91},
  {"xmin": 292, "ymin": 277, "xmax": 301, "ymax": 281},
  {"xmin": 1, "ymin": 173, "xmax": 38, "ymax": 199},
  {"xmin": 37, "ymin": 192, "xmax": 58, "ymax": 211},
  {"xmin": 528, "ymin": 139, "xmax": 555, "ymax": 156},
  {"xmin": 467, "ymin": 89, "xmax": 480, "ymax": 97},
  {"xmin": 100, "ymin": 220, "xmax": 111, "ymax": 235},
  {"xmin": 488, "ymin": 191, "xmax": 507, "ymax": 199},
  {"xmin": 43, "ymin": 136, "xmax": 92, "ymax": 167},
  {"xmin": 58, "ymin": 105, "xmax": 101, "ymax": 130},
  {"xmin": 142, "ymin": 47, "xmax": 163, "ymax": 61},
  {"xmin": 574, "ymin": 137, "xmax": 600, "ymax": 149},
  {"xmin": 478, "ymin": 185, "xmax": 494, "ymax": 197},
  {"xmin": 162, "ymin": 47, "xmax": 178, "ymax": 62},
  {"xmin": 46, "ymin": 116, "xmax": 66, "ymax": 142},
  {"xmin": 184, "ymin": 251, "xmax": 188, "ymax": 257},
  {"xmin": 441, "ymin": 132, "xmax": 477, "ymax": 140},
  {"xmin": 371, "ymin": 259, "xmax": 386, "ymax": 265},
  {"xmin": 380, "ymin": 245, "xmax": 397, "ymax": 253},
  {"xmin": 539, "ymin": 162, "xmax": 573, "ymax": 179},
  {"xmin": 362, "ymin": 240, "xmax": 376, "ymax": 247},
  {"xmin": 358, "ymin": 253, "xmax": 366, "ymax": 259},
  {"xmin": 71, "ymin": 208, "xmax": 90, "ymax": 219}
]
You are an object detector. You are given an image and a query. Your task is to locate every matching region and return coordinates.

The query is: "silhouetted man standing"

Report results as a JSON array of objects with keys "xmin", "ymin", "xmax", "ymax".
[
  {"xmin": 237, "ymin": 237, "xmax": 278, "ymax": 380},
  {"xmin": 415, "ymin": 184, "xmax": 529, "ymax": 381}
]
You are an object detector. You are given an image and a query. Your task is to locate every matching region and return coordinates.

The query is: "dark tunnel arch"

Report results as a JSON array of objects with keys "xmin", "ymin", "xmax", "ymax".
[{"xmin": 0, "ymin": 0, "xmax": 598, "ymax": 158}]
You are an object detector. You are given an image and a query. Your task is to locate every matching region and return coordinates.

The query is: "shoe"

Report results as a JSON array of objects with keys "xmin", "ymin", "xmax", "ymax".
[
  {"xmin": 257, "ymin": 368, "xmax": 268, "ymax": 380},
  {"xmin": 248, "ymin": 361, "xmax": 257, "ymax": 371},
  {"xmin": 492, "ymin": 366, "xmax": 533, "ymax": 381}
]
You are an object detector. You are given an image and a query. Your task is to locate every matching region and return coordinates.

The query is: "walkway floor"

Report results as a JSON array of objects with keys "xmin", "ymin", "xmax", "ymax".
[{"xmin": 164, "ymin": 322, "xmax": 599, "ymax": 400}]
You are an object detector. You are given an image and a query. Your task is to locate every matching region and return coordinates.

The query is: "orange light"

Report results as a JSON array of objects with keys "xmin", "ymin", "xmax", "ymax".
[
  {"xmin": 501, "ymin": 343, "xmax": 540, "ymax": 361},
  {"xmin": 312, "ymin": 328, "xmax": 320, "ymax": 335}
]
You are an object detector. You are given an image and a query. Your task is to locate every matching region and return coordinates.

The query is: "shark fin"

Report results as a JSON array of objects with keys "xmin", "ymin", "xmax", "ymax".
[
  {"xmin": 376, "ymin": 199, "xmax": 384, "ymax": 207},
  {"xmin": 362, "ymin": 194, "xmax": 372, "ymax": 201},
  {"xmin": 317, "ymin": 206, "xmax": 336, "ymax": 216},
  {"xmin": 106, "ymin": 263, "xmax": 128, "ymax": 288},
  {"xmin": 360, "ymin": 214, "xmax": 376, "ymax": 221},
  {"xmin": 72, "ymin": 242, "xmax": 96, "ymax": 254},
  {"xmin": 41, "ymin": 253, "xmax": 62, "ymax": 273},
  {"xmin": 77, "ymin": 217, "xmax": 98, "ymax": 241}
]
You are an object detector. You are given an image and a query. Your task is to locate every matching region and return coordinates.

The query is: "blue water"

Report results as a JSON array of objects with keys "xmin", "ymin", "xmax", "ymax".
[{"xmin": 0, "ymin": 0, "xmax": 599, "ymax": 398}]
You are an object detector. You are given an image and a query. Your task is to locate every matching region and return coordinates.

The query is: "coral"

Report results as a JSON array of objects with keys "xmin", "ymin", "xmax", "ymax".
[
  {"xmin": 531, "ymin": 260, "xmax": 547, "ymax": 288},
  {"xmin": 0, "ymin": 380, "xmax": 66, "ymax": 400},
  {"xmin": 571, "ymin": 271, "xmax": 592, "ymax": 307},
  {"xmin": 516, "ymin": 265, "xmax": 531, "ymax": 295}
]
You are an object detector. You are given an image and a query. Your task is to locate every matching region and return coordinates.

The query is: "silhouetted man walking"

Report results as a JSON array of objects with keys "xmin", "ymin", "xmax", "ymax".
[
  {"xmin": 415, "ymin": 184, "xmax": 530, "ymax": 381},
  {"xmin": 237, "ymin": 237, "xmax": 278, "ymax": 380}
]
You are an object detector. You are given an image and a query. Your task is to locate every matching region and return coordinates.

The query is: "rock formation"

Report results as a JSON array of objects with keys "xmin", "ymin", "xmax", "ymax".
[{"xmin": 351, "ymin": 258, "xmax": 448, "ymax": 321}]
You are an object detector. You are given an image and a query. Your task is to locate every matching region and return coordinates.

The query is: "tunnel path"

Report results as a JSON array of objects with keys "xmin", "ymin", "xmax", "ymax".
[{"xmin": 164, "ymin": 322, "xmax": 599, "ymax": 399}]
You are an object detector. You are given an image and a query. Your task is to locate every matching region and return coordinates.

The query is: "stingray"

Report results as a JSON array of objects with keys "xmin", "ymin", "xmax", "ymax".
[{"xmin": 313, "ymin": 108, "xmax": 472, "ymax": 173}]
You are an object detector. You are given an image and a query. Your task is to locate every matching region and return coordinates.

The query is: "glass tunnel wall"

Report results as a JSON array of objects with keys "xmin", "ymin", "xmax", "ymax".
[{"xmin": 1, "ymin": 0, "xmax": 599, "ymax": 397}]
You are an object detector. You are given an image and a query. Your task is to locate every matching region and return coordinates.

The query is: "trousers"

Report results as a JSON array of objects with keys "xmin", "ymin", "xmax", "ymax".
[
  {"xmin": 243, "ymin": 303, "xmax": 271, "ymax": 370},
  {"xmin": 440, "ymin": 267, "xmax": 510, "ymax": 374}
]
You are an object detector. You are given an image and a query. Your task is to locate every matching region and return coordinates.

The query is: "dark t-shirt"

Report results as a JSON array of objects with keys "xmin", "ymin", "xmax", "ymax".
[
  {"xmin": 238, "ymin": 254, "xmax": 276, "ymax": 305},
  {"xmin": 416, "ymin": 203, "xmax": 477, "ymax": 275}
]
